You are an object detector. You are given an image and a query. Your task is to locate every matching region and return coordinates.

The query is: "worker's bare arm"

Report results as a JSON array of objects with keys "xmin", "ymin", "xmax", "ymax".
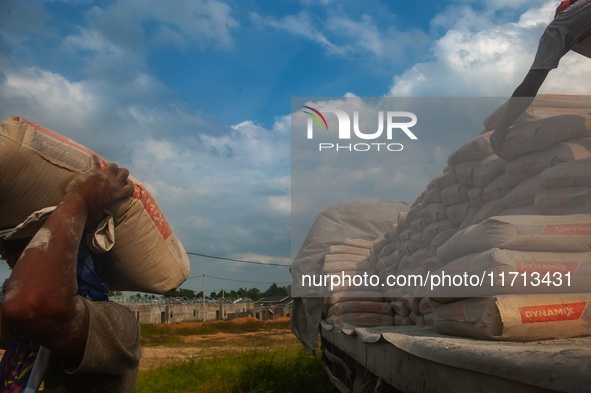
[
  {"xmin": 490, "ymin": 69, "xmax": 550, "ymax": 155},
  {"xmin": 1, "ymin": 156, "xmax": 133, "ymax": 361}
]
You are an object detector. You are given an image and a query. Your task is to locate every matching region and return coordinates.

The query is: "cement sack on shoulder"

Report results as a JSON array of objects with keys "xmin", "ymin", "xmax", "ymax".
[
  {"xmin": 421, "ymin": 203, "xmax": 447, "ymax": 223},
  {"xmin": 441, "ymin": 183, "xmax": 471, "ymax": 206},
  {"xmin": 501, "ymin": 174, "xmax": 543, "ymax": 208},
  {"xmin": 437, "ymin": 168, "xmax": 459, "ymax": 188},
  {"xmin": 0, "ymin": 117, "xmax": 189, "ymax": 294},
  {"xmin": 434, "ymin": 294, "xmax": 591, "ymax": 341},
  {"xmin": 391, "ymin": 300, "xmax": 411, "ymax": 317},
  {"xmin": 500, "ymin": 205, "xmax": 543, "ymax": 216},
  {"xmin": 535, "ymin": 186, "xmax": 591, "ymax": 215},
  {"xmin": 446, "ymin": 201, "xmax": 472, "ymax": 225},
  {"xmin": 447, "ymin": 131, "xmax": 494, "ymax": 166},
  {"xmin": 325, "ymin": 254, "xmax": 368, "ymax": 263},
  {"xmin": 323, "ymin": 260, "xmax": 373, "ymax": 273},
  {"xmin": 329, "ymin": 245, "xmax": 371, "ymax": 257},
  {"xmin": 344, "ymin": 238, "xmax": 374, "ymax": 249},
  {"xmin": 331, "ymin": 301, "xmax": 393, "ymax": 316},
  {"xmin": 505, "ymin": 138, "xmax": 591, "ymax": 187},
  {"xmin": 437, "ymin": 215, "xmax": 591, "ymax": 264},
  {"xmin": 334, "ymin": 313, "xmax": 394, "ymax": 327},
  {"xmin": 482, "ymin": 174, "xmax": 512, "ymax": 203},
  {"xmin": 484, "ymin": 95, "xmax": 591, "ymax": 130},
  {"xmin": 496, "ymin": 114, "xmax": 591, "ymax": 161},
  {"xmin": 468, "ymin": 187, "xmax": 486, "ymax": 208},
  {"xmin": 471, "ymin": 199, "xmax": 504, "ymax": 226},
  {"xmin": 459, "ymin": 207, "xmax": 478, "ymax": 231},
  {"xmin": 539, "ymin": 157, "xmax": 591, "ymax": 188}
]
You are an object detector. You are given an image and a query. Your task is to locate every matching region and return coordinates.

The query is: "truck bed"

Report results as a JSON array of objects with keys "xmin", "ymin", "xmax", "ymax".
[{"xmin": 320, "ymin": 321, "xmax": 591, "ymax": 393}]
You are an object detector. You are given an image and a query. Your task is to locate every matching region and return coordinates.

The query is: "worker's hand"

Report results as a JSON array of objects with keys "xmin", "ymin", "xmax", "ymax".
[{"xmin": 66, "ymin": 155, "xmax": 134, "ymax": 220}]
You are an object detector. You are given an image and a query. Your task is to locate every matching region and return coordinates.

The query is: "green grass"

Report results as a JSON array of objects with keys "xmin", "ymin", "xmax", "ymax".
[
  {"xmin": 134, "ymin": 346, "xmax": 325, "ymax": 393},
  {"xmin": 141, "ymin": 319, "xmax": 291, "ymax": 347}
]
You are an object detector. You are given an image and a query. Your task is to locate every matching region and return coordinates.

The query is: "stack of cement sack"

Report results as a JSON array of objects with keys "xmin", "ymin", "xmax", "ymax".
[
  {"xmin": 424, "ymin": 95, "xmax": 591, "ymax": 341},
  {"xmin": 323, "ymin": 238, "xmax": 394, "ymax": 327}
]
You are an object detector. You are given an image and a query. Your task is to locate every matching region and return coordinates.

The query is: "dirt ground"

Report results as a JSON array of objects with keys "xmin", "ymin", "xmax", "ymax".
[{"xmin": 0, "ymin": 317, "xmax": 297, "ymax": 371}]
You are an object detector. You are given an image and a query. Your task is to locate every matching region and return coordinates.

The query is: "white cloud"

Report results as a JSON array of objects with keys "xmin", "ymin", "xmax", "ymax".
[
  {"xmin": 268, "ymin": 196, "xmax": 291, "ymax": 214},
  {"xmin": 388, "ymin": 1, "xmax": 589, "ymax": 97}
]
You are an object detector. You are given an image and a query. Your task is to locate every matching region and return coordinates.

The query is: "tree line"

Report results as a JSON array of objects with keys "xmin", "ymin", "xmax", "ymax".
[{"xmin": 162, "ymin": 283, "xmax": 288, "ymax": 301}]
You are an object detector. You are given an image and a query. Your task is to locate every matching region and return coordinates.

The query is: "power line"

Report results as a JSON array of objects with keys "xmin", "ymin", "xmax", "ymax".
[
  {"xmin": 186, "ymin": 252, "xmax": 291, "ymax": 267},
  {"xmin": 185, "ymin": 274, "xmax": 290, "ymax": 285}
]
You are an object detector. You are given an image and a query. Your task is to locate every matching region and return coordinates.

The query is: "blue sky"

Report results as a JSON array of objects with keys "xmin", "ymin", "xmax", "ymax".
[{"xmin": 0, "ymin": 0, "xmax": 589, "ymax": 294}]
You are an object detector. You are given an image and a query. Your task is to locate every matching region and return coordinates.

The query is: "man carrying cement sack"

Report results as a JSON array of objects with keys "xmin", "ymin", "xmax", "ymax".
[
  {"xmin": 0, "ymin": 156, "xmax": 141, "ymax": 392},
  {"xmin": 490, "ymin": 0, "xmax": 591, "ymax": 154}
]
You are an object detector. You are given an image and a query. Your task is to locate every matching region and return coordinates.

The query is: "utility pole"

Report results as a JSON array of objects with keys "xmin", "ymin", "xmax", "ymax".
[
  {"xmin": 222, "ymin": 288, "xmax": 225, "ymax": 299},
  {"xmin": 203, "ymin": 274, "xmax": 206, "ymax": 322}
]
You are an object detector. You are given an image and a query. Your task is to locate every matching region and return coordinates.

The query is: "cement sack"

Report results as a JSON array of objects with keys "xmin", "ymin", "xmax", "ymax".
[
  {"xmin": 485, "ymin": 103, "xmax": 589, "ymax": 130},
  {"xmin": 406, "ymin": 204, "xmax": 422, "ymax": 223},
  {"xmin": 402, "ymin": 297, "xmax": 421, "ymax": 314},
  {"xmin": 535, "ymin": 186, "xmax": 591, "ymax": 215},
  {"xmin": 446, "ymin": 201, "xmax": 472, "ymax": 226},
  {"xmin": 447, "ymin": 131, "xmax": 494, "ymax": 166},
  {"xmin": 423, "ymin": 219, "xmax": 456, "ymax": 243},
  {"xmin": 483, "ymin": 94, "xmax": 591, "ymax": 130},
  {"xmin": 333, "ymin": 313, "xmax": 394, "ymax": 327},
  {"xmin": 325, "ymin": 254, "xmax": 368, "ymax": 263},
  {"xmin": 421, "ymin": 203, "xmax": 447, "ymax": 223},
  {"xmin": 329, "ymin": 291, "xmax": 384, "ymax": 305},
  {"xmin": 437, "ymin": 168, "xmax": 459, "ymax": 188},
  {"xmin": 468, "ymin": 187, "xmax": 486, "ymax": 208},
  {"xmin": 323, "ymin": 260, "xmax": 373, "ymax": 273},
  {"xmin": 421, "ymin": 187, "xmax": 441, "ymax": 207},
  {"xmin": 373, "ymin": 235, "xmax": 390, "ymax": 256},
  {"xmin": 419, "ymin": 297, "xmax": 444, "ymax": 315},
  {"xmin": 433, "ymin": 294, "xmax": 591, "ymax": 341},
  {"xmin": 441, "ymin": 183, "xmax": 471, "ymax": 206},
  {"xmin": 422, "ymin": 256, "xmax": 441, "ymax": 272},
  {"xmin": 459, "ymin": 207, "xmax": 479, "ymax": 231},
  {"xmin": 400, "ymin": 240, "xmax": 418, "ymax": 256},
  {"xmin": 505, "ymin": 138, "xmax": 591, "ymax": 187},
  {"xmin": 482, "ymin": 174, "xmax": 512, "ymax": 203},
  {"xmin": 331, "ymin": 301, "xmax": 393, "ymax": 316},
  {"xmin": 412, "ymin": 248, "xmax": 427, "ymax": 267},
  {"xmin": 344, "ymin": 238, "xmax": 374, "ymax": 249},
  {"xmin": 410, "ymin": 312, "xmax": 420, "ymax": 325},
  {"xmin": 400, "ymin": 228, "xmax": 411, "ymax": 241},
  {"xmin": 427, "ymin": 174, "xmax": 444, "ymax": 191},
  {"xmin": 0, "ymin": 117, "xmax": 189, "ymax": 294},
  {"xmin": 470, "ymin": 199, "xmax": 505, "ymax": 226},
  {"xmin": 329, "ymin": 245, "xmax": 371, "ymax": 257},
  {"xmin": 501, "ymin": 174, "xmax": 543, "ymax": 209},
  {"xmin": 428, "ymin": 248, "xmax": 591, "ymax": 297},
  {"xmin": 391, "ymin": 300, "xmax": 411, "ymax": 317},
  {"xmin": 424, "ymin": 312, "xmax": 435, "ymax": 325},
  {"xmin": 419, "ymin": 232, "xmax": 431, "ymax": 249},
  {"xmin": 500, "ymin": 205, "xmax": 543, "ymax": 216},
  {"xmin": 397, "ymin": 255, "xmax": 414, "ymax": 274},
  {"xmin": 410, "ymin": 231, "xmax": 423, "ymax": 250},
  {"xmin": 495, "ymin": 114, "xmax": 591, "ymax": 161},
  {"xmin": 410, "ymin": 218, "xmax": 427, "ymax": 233},
  {"xmin": 539, "ymin": 157, "xmax": 591, "ymax": 188},
  {"xmin": 437, "ymin": 215, "xmax": 591, "ymax": 264},
  {"xmin": 385, "ymin": 227, "xmax": 400, "ymax": 242},
  {"xmin": 455, "ymin": 155, "xmax": 506, "ymax": 188},
  {"xmin": 394, "ymin": 314, "xmax": 405, "ymax": 326},
  {"xmin": 378, "ymin": 242, "xmax": 396, "ymax": 259}
]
